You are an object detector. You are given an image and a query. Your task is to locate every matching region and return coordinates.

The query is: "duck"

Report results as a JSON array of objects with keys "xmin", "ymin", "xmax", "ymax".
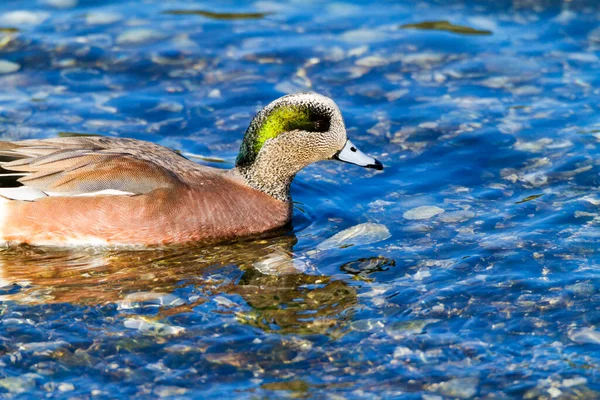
[{"xmin": 0, "ymin": 92, "xmax": 383, "ymax": 247}]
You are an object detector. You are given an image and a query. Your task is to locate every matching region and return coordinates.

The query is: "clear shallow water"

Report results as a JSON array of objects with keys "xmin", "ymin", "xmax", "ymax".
[{"xmin": 0, "ymin": 0, "xmax": 600, "ymax": 398}]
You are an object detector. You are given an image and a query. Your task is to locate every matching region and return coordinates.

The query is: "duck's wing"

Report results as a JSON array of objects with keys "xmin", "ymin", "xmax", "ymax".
[{"xmin": 0, "ymin": 137, "xmax": 204, "ymax": 199}]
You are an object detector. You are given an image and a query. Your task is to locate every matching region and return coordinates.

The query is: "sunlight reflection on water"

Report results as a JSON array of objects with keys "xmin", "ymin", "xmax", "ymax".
[{"xmin": 1, "ymin": 0, "xmax": 600, "ymax": 398}]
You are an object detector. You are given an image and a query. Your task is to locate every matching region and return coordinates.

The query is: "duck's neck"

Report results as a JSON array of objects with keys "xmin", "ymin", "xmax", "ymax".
[{"xmin": 234, "ymin": 164, "xmax": 294, "ymax": 203}]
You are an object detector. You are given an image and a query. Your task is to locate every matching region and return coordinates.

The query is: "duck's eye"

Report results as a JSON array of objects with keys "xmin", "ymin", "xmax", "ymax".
[{"xmin": 314, "ymin": 119, "xmax": 329, "ymax": 132}]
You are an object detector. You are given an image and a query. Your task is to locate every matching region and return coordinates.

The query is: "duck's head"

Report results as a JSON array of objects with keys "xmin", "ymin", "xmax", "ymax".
[{"xmin": 236, "ymin": 92, "xmax": 383, "ymax": 201}]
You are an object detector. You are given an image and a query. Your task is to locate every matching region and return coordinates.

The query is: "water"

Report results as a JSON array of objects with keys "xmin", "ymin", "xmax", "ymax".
[{"xmin": 0, "ymin": 0, "xmax": 599, "ymax": 398}]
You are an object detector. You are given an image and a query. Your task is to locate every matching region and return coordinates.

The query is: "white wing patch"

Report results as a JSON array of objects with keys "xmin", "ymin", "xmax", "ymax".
[
  {"xmin": 0, "ymin": 187, "xmax": 47, "ymax": 200},
  {"xmin": 0, "ymin": 187, "xmax": 135, "ymax": 201},
  {"xmin": 49, "ymin": 189, "xmax": 136, "ymax": 197}
]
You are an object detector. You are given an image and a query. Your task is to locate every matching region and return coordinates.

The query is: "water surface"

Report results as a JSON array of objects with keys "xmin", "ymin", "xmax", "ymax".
[{"xmin": 1, "ymin": 0, "xmax": 600, "ymax": 398}]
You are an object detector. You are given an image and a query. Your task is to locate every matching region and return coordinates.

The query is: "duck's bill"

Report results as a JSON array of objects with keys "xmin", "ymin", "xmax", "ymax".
[{"xmin": 333, "ymin": 140, "xmax": 383, "ymax": 171}]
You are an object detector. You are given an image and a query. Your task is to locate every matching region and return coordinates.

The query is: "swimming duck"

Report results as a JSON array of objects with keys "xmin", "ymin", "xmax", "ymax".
[{"xmin": 0, "ymin": 92, "xmax": 382, "ymax": 246}]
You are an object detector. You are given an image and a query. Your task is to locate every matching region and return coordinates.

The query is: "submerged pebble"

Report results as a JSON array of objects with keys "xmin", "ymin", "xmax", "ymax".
[
  {"xmin": 1, "ymin": 11, "xmax": 49, "ymax": 25},
  {"xmin": 317, "ymin": 223, "xmax": 391, "ymax": 250},
  {"xmin": 0, "ymin": 375, "xmax": 39, "ymax": 394},
  {"xmin": 568, "ymin": 328, "xmax": 600, "ymax": 344},
  {"xmin": 154, "ymin": 386, "xmax": 188, "ymax": 398},
  {"xmin": 124, "ymin": 318, "xmax": 185, "ymax": 335},
  {"xmin": 86, "ymin": 12, "xmax": 122, "ymax": 25},
  {"xmin": 253, "ymin": 250, "xmax": 307, "ymax": 275},
  {"xmin": 58, "ymin": 383, "xmax": 75, "ymax": 392},
  {"xmin": 439, "ymin": 210, "xmax": 474, "ymax": 223},
  {"xmin": 434, "ymin": 378, "xmax": 479, "ymax": 399},
  {"xmin": 403, "ymin": 206, "xmax": 445, "ymax": 220},
  {"xmin": 44, "ymin": 0, "xmax": 78, "ymax": 8},
  {"xmin": 116, "ymin": 29, "xmax": 163, "ymax": 45},
  {"xmin": 0, "ymin": 60, "xmax": 20, "ymax": 74},
  {"xmin": 118, "ymin": 292, "xmax": 184, "ymax": 310},
  {"xmin": 355, "ymin": 55, "xmax": 389, "ymax": 67}
]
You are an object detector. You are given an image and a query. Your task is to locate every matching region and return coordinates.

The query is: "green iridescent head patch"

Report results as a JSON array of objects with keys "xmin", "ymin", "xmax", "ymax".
[{"xmin": 236, "ymin": 104, "xmax": 329, "ymax": 167}]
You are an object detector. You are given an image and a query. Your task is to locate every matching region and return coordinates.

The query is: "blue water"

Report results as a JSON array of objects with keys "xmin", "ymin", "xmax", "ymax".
[{"xmin": 1, "ymin": 0, "xmax": 600, "ymax": 398}]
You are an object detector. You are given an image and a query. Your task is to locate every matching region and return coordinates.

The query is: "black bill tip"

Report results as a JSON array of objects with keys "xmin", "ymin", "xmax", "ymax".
[{"xmin": 367, "ymin": 159, "xmax": 384, "ymax": 171}]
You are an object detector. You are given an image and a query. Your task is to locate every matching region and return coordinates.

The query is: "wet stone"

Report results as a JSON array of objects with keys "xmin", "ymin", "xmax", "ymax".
[
  {"xmin": 118, "ymin": 292, "xmax": 185, "ymax": 310},
  {"xmin": 317, "ymin": 223, "xmax": 391, "ymax": 250},
  {"xmin": 433, "ymin": 377, "xmax": 479, "ymax": 399},
  {"xmin": 0, "ymin": 374, "xmax": 40, "ymax": 394},
  {"xmin": 403, "ymin": 206, "xmax": 445, "ymax": 220},
  {"xmin": 123, "ymin": 318, "xmax": 185, "ymax": 336},
  {"xmin": 438, "ymin": 210, "xmax": 475, "ymax": 223},
  {"xmin": 569, "ymin": 328, "xmax": 600, "ymax": 344},
  {"xmin": 58, "ymin": 382, "xmax": 74, "ymax": 392},
  {"xmin": 44, "ymin": 0, "xmax": 78, "ymax": 8},
  {"xmin": 116, "ymin": 29, "xmax": 163, "ymax": 45},
  {"xmin": 355, "ymin": 56, "xmax": 389, "ymax": 68},
  {"xmin": 154, "ymin": 386, "xmax": 188, "ymax": 398},
  {"xmin": 1, "ymin": 11, "xmax": 49, "ymax": 25},
  {"xmin": 86, "ymin": 12, "xmax": 122, "ymax": 25},
  {"xmin": 0, "ymin": 60, "xmax": 20, "ymax": 74}
]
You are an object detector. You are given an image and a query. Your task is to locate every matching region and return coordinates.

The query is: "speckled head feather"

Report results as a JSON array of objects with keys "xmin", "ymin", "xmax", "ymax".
[
  {"xmin": 236, "ymin": 93, "xmax": 348, "ymax": 201},
  {"xmin": 236, "ymin": 93, "xmax": 342, "ymax": 168}
]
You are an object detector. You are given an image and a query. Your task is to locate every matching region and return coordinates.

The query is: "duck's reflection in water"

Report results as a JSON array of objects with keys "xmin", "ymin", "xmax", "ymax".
[{"xmin": 0, "ymin": 234, "xmax": 357, "ymax": 336}]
